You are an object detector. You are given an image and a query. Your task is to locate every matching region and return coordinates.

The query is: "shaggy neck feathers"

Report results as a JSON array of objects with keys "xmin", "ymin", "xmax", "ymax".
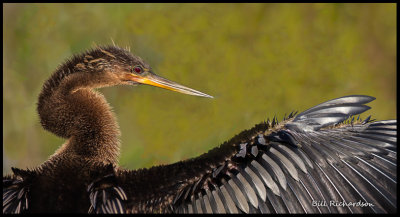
[{"xmin": 37, "ymin": 49, "xmax": 121, "ymax": 166}]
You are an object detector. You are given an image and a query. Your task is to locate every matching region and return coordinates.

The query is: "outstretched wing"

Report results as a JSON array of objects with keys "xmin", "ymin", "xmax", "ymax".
[
  {"xmin": 88, "ymin": 95, "xmax": 397, "ymax": 213},
  {"xmin": 3, "ymin": 168, "xmax": 32, "ymax": 214}
]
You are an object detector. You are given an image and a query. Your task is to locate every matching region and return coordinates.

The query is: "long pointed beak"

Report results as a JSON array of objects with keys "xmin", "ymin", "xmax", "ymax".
[{"xmin": 129, "ymin": 72, "xmax": 213, "ymax": 98}]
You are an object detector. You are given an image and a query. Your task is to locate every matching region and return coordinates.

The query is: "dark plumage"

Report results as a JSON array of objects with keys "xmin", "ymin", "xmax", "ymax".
[{"xmin": 3, "ymin": 46, "xmax": 397, "ymax": 213}]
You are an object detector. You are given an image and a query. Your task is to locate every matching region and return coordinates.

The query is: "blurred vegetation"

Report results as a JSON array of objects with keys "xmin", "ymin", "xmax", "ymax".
[{"xmin": 3, "ymin": 3, "xmax": 396, "ymax": 175}]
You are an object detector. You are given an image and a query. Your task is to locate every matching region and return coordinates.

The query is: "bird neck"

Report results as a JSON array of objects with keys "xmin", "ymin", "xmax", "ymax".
[{"xmin": 37, "ymin": 65, "xmax": 121, "ymax": 166}]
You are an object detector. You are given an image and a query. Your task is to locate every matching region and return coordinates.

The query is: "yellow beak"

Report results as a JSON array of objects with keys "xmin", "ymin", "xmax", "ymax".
[{"xmin": 128, "ymin": 72, "xmax": 213, "ymax": 98}]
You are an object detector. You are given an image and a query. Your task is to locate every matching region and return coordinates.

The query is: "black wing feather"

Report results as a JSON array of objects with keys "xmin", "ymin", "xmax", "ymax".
[
  {"xmin": 218, "ymin": 184, "xmax": 238, "ymax": 213},
  {"xmin": 3, "ymin": 169, "xmax": 32, "ymax": 214},
  {"xmin": 87, "ymin": 171, "xmax": 127, "ymax": 214}
]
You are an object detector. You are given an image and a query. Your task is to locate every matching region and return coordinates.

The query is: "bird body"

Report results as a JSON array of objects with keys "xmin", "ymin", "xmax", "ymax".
[{"xmin": 3, "ymin": 46, "xmax": 397, "ymax": 213}]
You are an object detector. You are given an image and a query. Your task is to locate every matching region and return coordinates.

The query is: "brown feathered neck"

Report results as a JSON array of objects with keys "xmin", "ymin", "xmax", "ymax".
[{"xmin": 37, "ymin": 46, "xmax": 133, "ymax": 166}]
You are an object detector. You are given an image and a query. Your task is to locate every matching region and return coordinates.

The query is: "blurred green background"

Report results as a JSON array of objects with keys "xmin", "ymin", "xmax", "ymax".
[{"xmin": 3, "ymin": 3, "xmax": 396, "ymax": 175}]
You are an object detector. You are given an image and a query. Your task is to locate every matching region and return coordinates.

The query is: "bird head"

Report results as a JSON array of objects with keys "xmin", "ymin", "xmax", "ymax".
[{"xmin": 80, "ymin": 45, "xmax": 213, "ymax": 98}]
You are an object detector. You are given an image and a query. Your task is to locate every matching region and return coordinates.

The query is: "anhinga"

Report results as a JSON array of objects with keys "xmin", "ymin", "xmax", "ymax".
[{"xmin": 3, "ymin": 45, "xmax": 397, "ymax": 214}]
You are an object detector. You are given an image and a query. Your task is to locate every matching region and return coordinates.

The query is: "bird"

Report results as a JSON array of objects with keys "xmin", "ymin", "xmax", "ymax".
[{"xmin": 3, "ymin": 45, "xmax": 397, "ymax": 214}]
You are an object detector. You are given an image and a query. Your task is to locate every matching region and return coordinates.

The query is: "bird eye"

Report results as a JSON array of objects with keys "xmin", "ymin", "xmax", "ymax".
[{"xmin": 133, "ymin": 66, "xmax": 142, "ymax": 74}]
